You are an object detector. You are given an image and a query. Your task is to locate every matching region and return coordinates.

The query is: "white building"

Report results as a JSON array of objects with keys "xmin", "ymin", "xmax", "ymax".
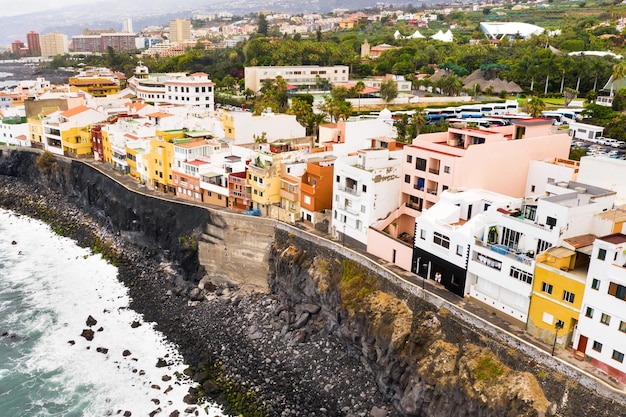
[
  {"xmin": 128, "ymin": 68, "xmax": 214, "ymax": 110},
  {"xmin": 0, "ymin": 117, "xmax": 30, "ymax": 147},
  {"xmin": 577, "ymin": 156, "xmax": 626, "ymax": 205},
  {"xmin": 220, "ymin": 110, "xmax": 306, "ymax": 145},
  {"xmin": 568, "ymin": 122, "xmax": 604, "ymax": 141},
  {"xmin": 332, "ymin": 148, "xmax": 402, "ymax": 248},
  {"xmin": 41, "ymin": 105, "xmax": 107, "ymax": 155},
  {"xmin": 573, "ymin": 233, "xmax": 626, "ymax": 384},
  {"xmin": 318, "ymin": 115, "xmax": 395, "ymax": 157},
  {"xmin": 413, "ymin": 189, "xmax": 520, "ymax": 298},
  {"xmin": 467, "ymin": 181, "xmax": 616, "ymax": 322},
  {"xmin": 164, "ymin": 72, "xmax": 215, "ymax": 110},
  {"xmin": 524, "ymin": 158, "xmax": 579, "ymax": 197},
  {"xmin": 244, "ymin": 65, "xmax": 349, "ymax": 92}
]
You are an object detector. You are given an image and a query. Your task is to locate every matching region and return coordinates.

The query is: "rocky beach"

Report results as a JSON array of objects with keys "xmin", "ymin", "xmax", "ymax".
[{"xmin": 0, "ymin": 174, "xmax": 401, "ymax": 417}]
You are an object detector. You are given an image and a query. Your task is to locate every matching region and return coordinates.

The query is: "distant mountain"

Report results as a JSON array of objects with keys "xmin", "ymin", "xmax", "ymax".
[{"xmin": 0, "ymin": 0, "xmax": 396, "ymax": 47}]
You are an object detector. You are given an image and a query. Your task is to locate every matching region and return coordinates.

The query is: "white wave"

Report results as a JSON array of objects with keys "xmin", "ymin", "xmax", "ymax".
[{"xmin": 0, "ymin": 209, "xmax": 225, "ymax": 416}]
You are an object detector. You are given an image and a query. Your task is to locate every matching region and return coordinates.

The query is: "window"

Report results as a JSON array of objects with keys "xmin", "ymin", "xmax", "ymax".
[
  {"xmin": 456, "ymin": 244, "xmax": 464, "ymax": 256},
  {"xmin": 598, "ymin": 248, "xmax": 607, "ymax": 261},
  {"xmin": 406, "ymin": 155, "xmax": 412, "ymax": 163},
  {"xmin": 404, "ymin": 174, "xmax": 411, "ymax": 183},
  {"xmin": 415, "ymin": 157, "xmax": 427, "ymax": 171},
  {"xmin": 531, "ymin": 185, "xmax": 536, "ymax": 192},
  {"xmin": 546, "ymin": 216, "xmax": 557, "ymax": 229},
  {"xmin": 592, "ymin": 341, "xmax": 603, "ymax": 352},
  {"xmin": 591, "ymin": 278, "xmax": 600, "ymax": 290},
  {"xmin": 510, "ymin": 266, "xmax": 532, "ymax": 284},
  {"xmin": 612, "ymin": 350, "xmax": 624, "ymax": 363},
  {"xmin": 585, "ymin": 307, "xmax": 594, "ymax": 318},
  {"xmin": 336, "ymin": 175, "xmax": 340, "ymax": 183},
  {"xmin": 619, "ymin": 321, "xmax": 626, "ymax": 333},
  {"xmin": 420, "ymin": 229, "xmax": 426, "ymax": 240},
  {"xmin": 501, "ymin": 227, "xmax": 521, "ymax": 249},
  {"xmin": 600, "ymin": 313, "xmax": 611, "ymax": 325},
  {"xmin": 362, "ymin": 184, "xmax": 367, "ymax": 193},
  {"xmin": 563, "ymin": 290, "xmax": 575, "ymax": 303},
  {"xmin": 536, "ymin": 239, "xmax": 552, "ymax": 255},
  {"xmin": 433, "ymin": 232, "xmax": 450, "ymax": 249},
  {"xmin": 608, "ymin": 282, "xmax": 626, "ymax": 301},
  {"xmin": 541, "ymin": 282, "xmax": 553, "ymax": 294},
  {"xmin": 444, "ymin": 166, "xmax": 450, "ymax": 174}
]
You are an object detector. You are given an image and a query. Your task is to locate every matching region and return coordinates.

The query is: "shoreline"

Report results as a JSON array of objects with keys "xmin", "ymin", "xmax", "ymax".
[{"xmin": 0, "ymin": 175, "xmax": 402, "ymax": 417}]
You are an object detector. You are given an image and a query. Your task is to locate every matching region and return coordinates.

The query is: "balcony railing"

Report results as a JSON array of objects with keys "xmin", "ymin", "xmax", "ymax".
[
  {"xmin": 427, "ymin": 189, "xmax": 437, "ymax": 195},
  {"xmin": 337, "ymin": 185, "xmax": 360, "ymax": 196},
  {"xmin": 428, "ymin": 168, "xmax": 440, "ymax": 175},
  {"xmin": 474, "ymin": 237, "xmax": 533, "ymax": 266}
]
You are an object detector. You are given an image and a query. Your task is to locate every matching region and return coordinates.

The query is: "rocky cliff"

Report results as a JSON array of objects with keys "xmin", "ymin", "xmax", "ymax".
[{"xmin": 0, "ymin": 147, "xmax": 624, "ymax": 417}]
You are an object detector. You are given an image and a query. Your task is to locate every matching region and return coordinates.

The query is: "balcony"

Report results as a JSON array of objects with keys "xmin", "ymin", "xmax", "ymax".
[
  {"xmin": 428, "ymin": 168, "xmax": 440, "ymax": 175},
  {"xmin": 427, "ymin": 188, "xmax": 437, "ymax": 196},
  {"xmin": 337, "ymin": 185, "xmax": 360, "ymax": 196},
  {"xmin": 474, "ymin": 237, "xmax": 534, "ymax": 266}
]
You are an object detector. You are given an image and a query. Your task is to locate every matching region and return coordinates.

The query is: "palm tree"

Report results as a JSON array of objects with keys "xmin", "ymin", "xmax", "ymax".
[
  {"xmin": 610, "ymin": 63, "xmax": 626, "ymax": 96},
  {"xmin": 355, "ymin": 80, "xmax": 365, "ymax": 113},
  {"xmin": 524, "ymin": 96, "xmax": 546, "ymax": 117}
]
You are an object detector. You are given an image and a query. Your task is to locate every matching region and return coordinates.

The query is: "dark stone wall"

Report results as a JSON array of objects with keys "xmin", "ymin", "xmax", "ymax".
[{"xmin": 0, "ymin": 148, "xmax": 210, "ymax": 281}]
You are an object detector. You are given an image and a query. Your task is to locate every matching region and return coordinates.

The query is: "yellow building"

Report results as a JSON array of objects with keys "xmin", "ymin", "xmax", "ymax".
[
  {"xmin": 527, "ymin": 246, "xmax": 589, "ymax": 350},
  {"xmin": 27, "ymin": 115, "xmax": 45, "ymax": 148},
  {"xmin": 145, "ymin": 137, "xmax": 175, "ymax": 193},
  {"xmin": 68, "ymin": 76, "xmax": 120, "ymax": 97},
  {"xmin": 247, "ymin": 148, "xmax": 281, "ymax": 214},
  {"xmin": 62, "ymin": 125, "xmax": 92, "ymax": 157}
]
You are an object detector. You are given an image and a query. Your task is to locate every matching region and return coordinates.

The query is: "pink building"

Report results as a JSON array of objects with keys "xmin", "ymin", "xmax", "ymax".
[{"xmin": 368, "ymin": 118, "xmax": 572, "ymax": 272}]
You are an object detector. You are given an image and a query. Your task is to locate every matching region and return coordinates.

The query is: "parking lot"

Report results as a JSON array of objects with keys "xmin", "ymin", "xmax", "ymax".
[{"xmin": 571, "ymin": 139, "xmax": 626, "ymax": 160}]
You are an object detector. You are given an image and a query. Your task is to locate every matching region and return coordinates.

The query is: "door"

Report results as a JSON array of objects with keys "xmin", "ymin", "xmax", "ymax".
[{"xmin": 576, "ymin": 335, "xmax": 588, "ymax": 353}]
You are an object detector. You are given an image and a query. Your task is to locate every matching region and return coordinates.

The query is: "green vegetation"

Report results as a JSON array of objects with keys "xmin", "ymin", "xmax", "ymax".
[
  {"xmin": 473, "ymin": 353, "xmax": 506, "ymax": 381},
  {"xmin": 340, "ymin": 259, "xmax": 377, "ymax": 311},
  {"xmin": 178, "ymin": 235, "xmax": 198, "ymax": 251},
  {"xmin": 35, "ymin": 150, "xmax": 57, "ymax": 176},
  {"xmin": 195, "ymin": 363, "xmax": 269, "ymax": 417}
]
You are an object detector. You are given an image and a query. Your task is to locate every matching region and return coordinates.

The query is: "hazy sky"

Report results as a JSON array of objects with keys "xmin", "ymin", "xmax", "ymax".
[{"xmin": 0, "ymin": 0, "xmax": 98, "ymax": 17}]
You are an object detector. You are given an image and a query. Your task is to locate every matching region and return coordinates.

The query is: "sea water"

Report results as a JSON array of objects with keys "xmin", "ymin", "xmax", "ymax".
[{"xmin": 0, "ymin": 209, "xmax": 225, "ymax": 416}]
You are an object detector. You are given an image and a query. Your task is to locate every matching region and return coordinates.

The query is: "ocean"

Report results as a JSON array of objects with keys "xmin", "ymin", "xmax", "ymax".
[{"xmin": 0, "ymin": 208, "xmax": 225, "ymax": 417}]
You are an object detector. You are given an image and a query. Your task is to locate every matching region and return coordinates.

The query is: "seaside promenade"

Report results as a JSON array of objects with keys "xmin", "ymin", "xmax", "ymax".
[{"xmin": 84, "ymin": 158, "xmax": 626, "ymax": 401}]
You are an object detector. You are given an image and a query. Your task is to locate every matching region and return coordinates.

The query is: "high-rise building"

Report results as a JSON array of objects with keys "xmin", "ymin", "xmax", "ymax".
[
  {"xmin": 40, "ymin": 32, "xmax": 68, "ymax": 58},
  {"xmin": 122, "ymin": 18, "xmax": 133, "ymax": 33},
  {"xmin": 169, "ymin": 19, "xmax": 191, "ymax": 43},
  {"xmin": 26, "ymin": 31, "xmax": 41, "ymax": 56},
  {"xmin": 11, "ymin": 40, "xmax": 26, "ymax": 55}
]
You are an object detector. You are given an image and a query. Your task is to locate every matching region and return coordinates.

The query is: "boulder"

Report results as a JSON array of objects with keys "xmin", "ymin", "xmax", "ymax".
[
  {"xmin": 80, "ymin": 329, "xmax": 94, "ymax": 341},
  {"xmin": 86, "ymin": 315, "xmax": 97, "ymax": 327}
]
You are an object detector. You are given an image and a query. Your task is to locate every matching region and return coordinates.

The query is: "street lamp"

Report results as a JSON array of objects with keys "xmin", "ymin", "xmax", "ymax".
[{"xmin": 551, "ymin": 321, "xmax": 564, "ymax": 356}]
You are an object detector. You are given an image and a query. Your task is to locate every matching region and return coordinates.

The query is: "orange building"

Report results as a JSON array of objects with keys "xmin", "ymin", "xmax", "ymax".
[{"xmin": 300, "ymin": 157, "xmax": 336, "ymax": 225}]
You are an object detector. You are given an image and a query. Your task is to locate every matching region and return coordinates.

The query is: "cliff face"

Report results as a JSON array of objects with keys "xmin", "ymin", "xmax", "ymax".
[
  {"xmin": 0, "ymin": 148, "xmax": 623, "ymax": 417},
  {"xmin": 268, "ymin": 228, "xmax": 625, "ymax": 417}
]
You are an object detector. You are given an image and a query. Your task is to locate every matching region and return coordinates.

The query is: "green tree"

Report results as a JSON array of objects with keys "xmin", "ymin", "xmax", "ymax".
[
  {"xmin": 611, "ymin": 63, "xmax": 626, "ymax": 96},
  {"xmin": 563, "ymin": 87, "xmax": 579, "ymax": 107},
  {"xmin": 379, "ymin": 79, "xmax": 398, "ymax": 105},
  {"xmin": 257, "ymin": 13, "xmax": 268, "ymax": 36},
  {"xmin": 523, "ymin": 96, "xmax": 546, "ymax": 117}
]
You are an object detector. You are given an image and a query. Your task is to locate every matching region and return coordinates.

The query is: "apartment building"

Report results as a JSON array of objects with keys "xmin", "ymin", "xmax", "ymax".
[
  {"xmin": 332, "ymin": 148, "xmax": 402, "ymax": 248},
  {"xmin": 40, "ymin": 32, "xmax": 68, "ymax": 58},
  {"xmin": 41, "ymin": 105, "xmax": 106, "ymax": 156},
  {"xmin": 244, "ymin": 65, "xmax": 349, "ymax": 92},
  {"xmin": 528, "ymin": 245, "xmax": 588, "ymax": 350},
  {"xmin": 279, "ymin": 161, "xmax": 307, "ymax": 222},
  {"xmin": 27, "ymin": 31, "xmax": 41, "ymax": 56},
  {"xmin": 300, "ymin": 157, "xmax": 336, "ymax": 225},
  {"xmin": 164, "ymin": 72, "xmax": 215, "ymax": 109},
  {"xmin": 466, "ymin": 181, "xmax": 615, "ymax": 322},
  {"xmin": 574, "ymin": 234, "xmax": 626, "ymax": 384},
  {"xmin": 128, "ymin": 71, "xmax": 214, "ymax": 109},
  {"xmin": 169, "ymin": 19, "xmax": 192, "ymax": 43}
]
